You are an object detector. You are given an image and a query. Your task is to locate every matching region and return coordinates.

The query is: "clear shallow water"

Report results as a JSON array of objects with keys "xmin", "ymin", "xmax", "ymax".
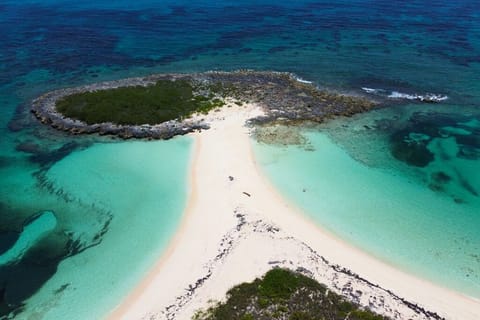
[
  {"xmin": 252, "ymin": 106, "xmax": 480, "ymax": 297},
  {"xmin": 26, "ymin": 139, "xmax": 192, "ymax": 319},
  {"xmin": 1, "ymin": 0, "xmax": 479, "ymax": 318},
  {"xmin": 1, "ymin": 138, "xmax": 192, "ymax": 319}
]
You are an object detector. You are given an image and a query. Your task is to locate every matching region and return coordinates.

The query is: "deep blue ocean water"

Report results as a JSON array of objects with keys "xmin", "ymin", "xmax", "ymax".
[{"xmin": 0, "ymin": 1, "xmax": 479, "ymax": 318}]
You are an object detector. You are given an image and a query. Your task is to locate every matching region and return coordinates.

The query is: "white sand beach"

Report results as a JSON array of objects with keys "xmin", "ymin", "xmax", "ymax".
[{"xmin": 108, "ymin": 104, "xmax": 480, "ymax": 320}]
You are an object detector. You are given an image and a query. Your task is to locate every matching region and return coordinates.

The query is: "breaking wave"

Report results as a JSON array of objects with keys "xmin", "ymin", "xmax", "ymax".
[
  {"xmin": 296, "ymin": 77, "xmax": 313, "ymax": 84},
  {"xmin": 362, "ymin": 87, "xmax": 448, "ymax": 103}
]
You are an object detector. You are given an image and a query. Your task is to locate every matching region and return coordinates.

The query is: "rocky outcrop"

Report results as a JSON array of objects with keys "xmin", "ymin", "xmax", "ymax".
[{"xmin": 31, "ymin": 71, "xmax": 376, "ymax": 139}]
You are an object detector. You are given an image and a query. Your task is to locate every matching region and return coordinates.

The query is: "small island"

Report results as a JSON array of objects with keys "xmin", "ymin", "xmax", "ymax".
[
  {"xmin": 30, "ymin": 71, "xmax": 469, "ymax": 320},
  {"xmin": 31, "ymin": 71, "xmax": 375, "ymax": 139},
  {"xmin": 194, "ymin": 268, "xmax": 386, "ymax": 320}
]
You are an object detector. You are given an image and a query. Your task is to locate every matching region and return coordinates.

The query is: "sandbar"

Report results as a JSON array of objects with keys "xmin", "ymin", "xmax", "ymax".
[{"xmin": 108, "ymin": 103, "xmax": 480, "ymax": 320}]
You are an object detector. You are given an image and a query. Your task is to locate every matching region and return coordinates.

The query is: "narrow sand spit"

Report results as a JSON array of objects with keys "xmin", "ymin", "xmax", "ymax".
[{"xmin": 109, "ymin": 104, "xmax": 480, "ymax": 320}]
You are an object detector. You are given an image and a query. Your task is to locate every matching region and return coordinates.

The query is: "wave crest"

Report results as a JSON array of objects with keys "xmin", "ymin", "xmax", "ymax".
[{"xmin": 361, "ymin": 87, "xmax": 448, "ymax": 103}]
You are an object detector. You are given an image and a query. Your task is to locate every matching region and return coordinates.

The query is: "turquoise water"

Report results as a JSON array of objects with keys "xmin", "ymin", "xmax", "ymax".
[
  {"xmin": 0, "ymin": 211, "xmax": 57, "ymax": 266},
  {"xmin": 0, "ymin": 138, "xmax": 192, "ymax": 319},
  {"xmin": 252, "ymin": 103, "xmax": 480, "ymax": 298},
  {"xmin": 1, "ymin": 0, "xmax": 479, "ymax": 317}
]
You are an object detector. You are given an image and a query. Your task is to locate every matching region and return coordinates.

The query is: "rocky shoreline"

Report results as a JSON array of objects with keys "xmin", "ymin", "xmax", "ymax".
[{"xmin": 31, "ymin": 71, "xmax": 376, "ymax": 139}]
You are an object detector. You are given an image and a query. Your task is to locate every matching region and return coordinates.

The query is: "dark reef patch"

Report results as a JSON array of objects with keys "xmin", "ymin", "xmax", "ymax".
[
  {"xmin": 458, "ymin": 145, "xmax": 480, "ymax": 160},
  {"xmin": 385, "ymin": 110, "xmax": 480, "ymax": 202},
  {"xmin": 53, "ymin": 283, "xmax": 70, "ymax": 295},
  {"xmin": 0, "ymin": 207, "xmax": 112, "ymax": 318},
  {"xmin": 28, "ymin": 142, "xmax": 84, "ymax": 169},
  {"xmin": 432, "ymin": 171, "xmax": 452, "ymax": 184},
  {"xmin": 0, "ymin": 174, "xmax": 114, "ymax": 318},
  {"xmin": 389, "ymin": 112, "xmax": 480, "ymax": 167},
  {"xmin": 0, "ymin": 260, "xmax": 58, "ymax": 314},
  {"xmin": 390, "ymin": 129, "xmax": 434, "ymax": 167},
  {"xmin": 0, "ymin": 203, "xmax": 27, "ymax": 234},
  {"xmin": 15, "ymin": 141, "xmax": 42, "ymax": 154},
  {"xmin": 0, "ymin": 211, "xmax": 60, "ymax": 316}
]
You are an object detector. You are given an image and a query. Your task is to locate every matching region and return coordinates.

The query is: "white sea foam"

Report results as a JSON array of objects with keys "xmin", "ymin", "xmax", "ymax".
[
  {"xmin": 296, "ymin": 77, "xmax": 313, "ymax": 84},
  {"xmin": 362, "ymin": 87, "xmax": 448, "ymax": 103},
  {"xmin": 388, "ymin": 91, "xmax": 418, "ymax": 99},
  {"xmin": 361, "ymin": 87, "xmax": 385, "ymax": 94},
  {"xmin": 388, "ymin": 91, "xmax": 448, "ymax": 102}
]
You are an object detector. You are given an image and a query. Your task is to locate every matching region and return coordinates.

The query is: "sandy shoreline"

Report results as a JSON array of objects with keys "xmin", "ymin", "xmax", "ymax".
[{"xmin": 108, "ymin": 104, "xmax": 480, "ymax": 320}]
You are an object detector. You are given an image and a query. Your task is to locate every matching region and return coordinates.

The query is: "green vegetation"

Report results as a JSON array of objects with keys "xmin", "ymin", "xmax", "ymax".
[
  {"xmin": 55, "ymin": 79, "xmax": 226, "ymax": 125},
  {"xmin": 193, "ymin": 268, "xmax": 388, "ymax": 320}
]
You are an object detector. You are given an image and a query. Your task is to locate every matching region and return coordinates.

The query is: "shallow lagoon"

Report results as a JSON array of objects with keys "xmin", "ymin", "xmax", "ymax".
[
  {"xmin": 252, "ymin": 103, "xmax": 480, "ymax": 298},
  {"xmin": 0, "ymin": 138, "xmax": 192, "ymax": 319}
]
